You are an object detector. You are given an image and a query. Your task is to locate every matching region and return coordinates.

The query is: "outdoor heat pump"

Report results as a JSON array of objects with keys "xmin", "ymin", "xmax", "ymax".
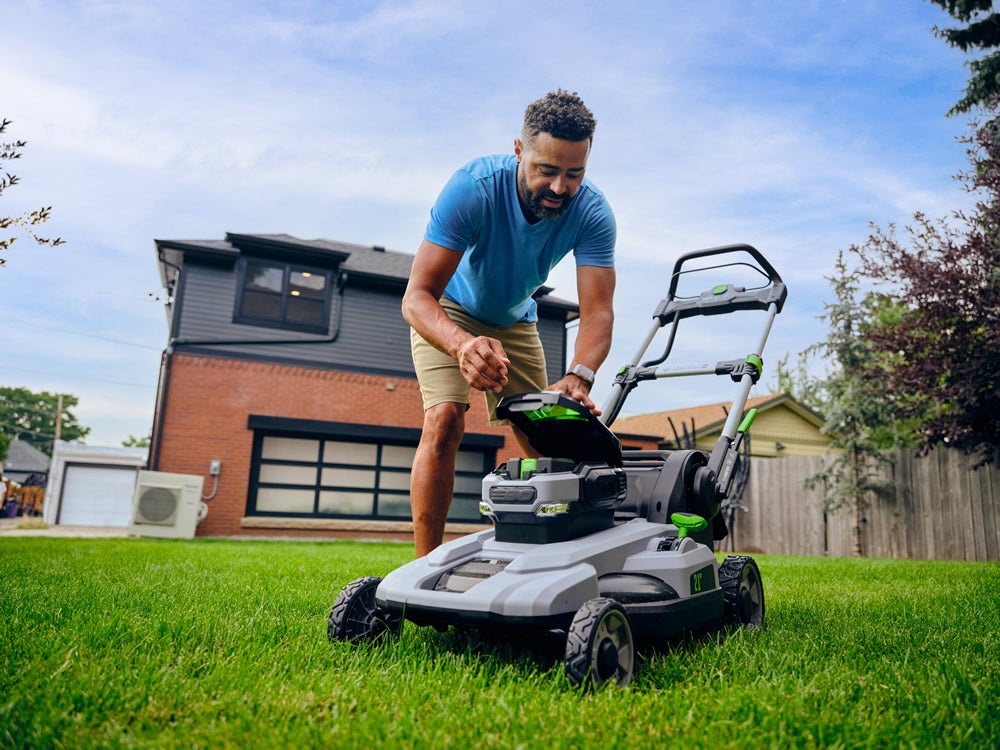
[{"xmin": 128, "ymin": 470, "xmax": 205, "ymax": 540}]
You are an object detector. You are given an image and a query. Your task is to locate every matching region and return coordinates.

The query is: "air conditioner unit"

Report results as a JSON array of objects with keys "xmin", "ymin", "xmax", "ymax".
[{"xmin": 128, "ymin": 471, "xmax": 205, "ymax": 540}]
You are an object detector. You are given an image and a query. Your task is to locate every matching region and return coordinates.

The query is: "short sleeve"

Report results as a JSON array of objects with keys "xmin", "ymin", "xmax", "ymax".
[{"xmin": 424, "ymin": 168, "xmax": 486, "ymax": 252}]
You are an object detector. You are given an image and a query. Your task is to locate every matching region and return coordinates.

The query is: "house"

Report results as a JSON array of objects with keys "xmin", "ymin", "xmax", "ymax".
[
  {"xmin": 148, "ymin": 232, "xmax": 583, "ymax": 542},
  {"xmin": 610, "ymin": 392, "xmax": 830, "ymax": 458},
  {"xmin": 2, "ymin": 438, "xmax": 50, "ymax": 484}
]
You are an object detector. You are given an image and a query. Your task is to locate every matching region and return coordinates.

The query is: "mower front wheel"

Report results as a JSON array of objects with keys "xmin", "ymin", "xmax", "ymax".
[
  {"xmin": 328, "ymin": 576, "xmax": 402, "ymax": 644},
  {"xmin": 564, "ymin": 597, "xmax": 635, "ymax": 690}
]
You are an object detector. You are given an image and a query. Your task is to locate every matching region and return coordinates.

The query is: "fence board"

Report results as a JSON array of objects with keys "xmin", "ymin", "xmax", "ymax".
[
  {"xmin": 979, "ymin": 463, "xmax": 999, "ymax": 560},
  {"xmin": 728, "ymin": 447, "xmax": 999, "ymax": 561}
]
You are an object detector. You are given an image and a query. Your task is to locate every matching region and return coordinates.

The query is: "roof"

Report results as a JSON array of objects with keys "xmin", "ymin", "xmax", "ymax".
[
  {"xmin": 4, "ymin": 439, "xmax": 50, "ymax": 473},
  {"xmin": 154, "ymin": 232, "xmax": 578, "ymax": 315},
  {"xmin": 611, "ymin": 392, "xmax": 826, "ymax": 442}
]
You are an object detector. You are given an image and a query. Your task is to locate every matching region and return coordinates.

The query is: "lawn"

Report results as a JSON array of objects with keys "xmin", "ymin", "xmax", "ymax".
[{"xmin": 1, "ymin": 537, "xmax": 997, "ymax": 748}]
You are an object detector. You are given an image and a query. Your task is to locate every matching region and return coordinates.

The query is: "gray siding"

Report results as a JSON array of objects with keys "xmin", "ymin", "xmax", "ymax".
[
  {"xmin": 538, "ymin": 315, "xmax": 568, "ymax": 384},
  {"xmin": 172, "ymin": 260, "xmax": 569, "ymax": 381}
]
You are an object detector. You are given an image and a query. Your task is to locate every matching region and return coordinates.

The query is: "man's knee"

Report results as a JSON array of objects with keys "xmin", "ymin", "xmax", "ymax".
[{"xmin": 420, "ymin": 403, "xmax": 466, "ymax": 451}]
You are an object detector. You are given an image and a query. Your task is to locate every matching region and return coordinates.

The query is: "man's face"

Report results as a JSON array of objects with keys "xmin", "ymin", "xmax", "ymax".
[{"xmin": 514, "ymin": 132, "xmax": 590, "ymax": 221}]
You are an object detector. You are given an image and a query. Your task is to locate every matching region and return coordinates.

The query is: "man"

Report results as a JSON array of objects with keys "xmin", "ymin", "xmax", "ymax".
[{"xmin": 402, "ymin": 90, "xmax": 616, "ymax": 556}]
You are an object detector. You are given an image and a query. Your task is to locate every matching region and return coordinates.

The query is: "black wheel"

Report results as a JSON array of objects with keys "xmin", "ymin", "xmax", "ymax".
[
  {"xmin": 564, "ymin": 597, "xmax": 635, "ymax": 689},
  {"xmin": 719, "ymin": 555, "xmax": 765, "ymax": 628},
  {"xmin": 328, "ymin": 576, "xmax": 402, "ymax": 643}
]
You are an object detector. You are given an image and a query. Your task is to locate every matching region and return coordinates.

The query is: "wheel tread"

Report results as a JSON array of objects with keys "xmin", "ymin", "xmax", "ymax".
[
  {"xmin": 719, "ymin": 555, "xmax": 764, "ymax": 628},
  {"xmin": 564, "ymin": 597, "xmax": 634, "ymax": 689},
  {"xmin": 328, "ymin": 576, "xmax": 400, "ymax": 643}
]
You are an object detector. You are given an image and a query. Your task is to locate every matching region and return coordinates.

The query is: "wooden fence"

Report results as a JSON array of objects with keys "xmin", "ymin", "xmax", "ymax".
[{"xmin": 725, "ymin": 447, "xmax": 1000, "ymax": 561}]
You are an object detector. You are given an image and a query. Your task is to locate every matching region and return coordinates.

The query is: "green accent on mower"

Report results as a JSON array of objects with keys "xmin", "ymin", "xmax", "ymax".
[
  {"xmin": 671, "ymin": 512, "xmax": 708, "ymax": 538},
  {"xmin": 738, "ymin": 408, "xmax": 758, "ymax": 434},
  {"xmin": 523, "ymin": 405, "xmax": 589, "ymax": 422}
]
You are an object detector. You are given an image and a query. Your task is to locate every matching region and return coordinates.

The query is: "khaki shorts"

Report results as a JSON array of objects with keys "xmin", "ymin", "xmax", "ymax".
[{"xmin": 410, "ymin": 298, "xmax": 549, "ymax": 425}]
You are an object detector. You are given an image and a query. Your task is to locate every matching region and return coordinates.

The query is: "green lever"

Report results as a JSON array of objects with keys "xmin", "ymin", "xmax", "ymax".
[{"xmin": 671, "ymin": 512, "xmax": 708, "ymax": 538}]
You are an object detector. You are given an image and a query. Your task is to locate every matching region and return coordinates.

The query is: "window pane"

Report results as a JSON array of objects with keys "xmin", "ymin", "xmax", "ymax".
[
  {"xmin": 448, "ymin": 496, "xmax": 485, "ymax": 521},
  {"xmin": 382, "ymin": 445, "xmax": 416, "ymax": 468},
  {"xmin": 321, "ymin": 467, "xmax": 376, "ymax": 488},
  {"xmin": 324, "ymin": 441, "xmax": 377, "ymax": 464},
  {"xmin": 246, "ymin": 263, "xmax": 283, "ymax": 292},
  {"xmin": 454, "ymin": 474, "xmax": 484, "ymax": 495},
  {"xmin": 455, "ymin": 451, "xmax": 484, "ymax": 472},
  {"xmin": 262, "ymin": 437, "xmax": 319, "ymax": 462},
  {"xmin": 242, "ymin": 289, "xmax": 282, "ymax": 319},
  {"xmin": 319, "ymin": 491, "xmax": 374, "ymax": 515},
  {"xmin": 286, "ymin": 297, "xmax": 325, "ymax": 325},
  {"xmin": 379, "ymin": 470, "xmax": 410, "ymax": 491},
  {"xmin": 290, "ymin": 270, "xmax": 326, "ymax": 298},
  {"xmin": 259, "ymin": 464, "xmax": 317, "ymax": 485},
  {"xmin": 376, "ymin": 494, "xmax": 412, "ymax": 518},
  {"xmin": 256, "ymin": 488, "xmax": 315, "ymax": 513}
]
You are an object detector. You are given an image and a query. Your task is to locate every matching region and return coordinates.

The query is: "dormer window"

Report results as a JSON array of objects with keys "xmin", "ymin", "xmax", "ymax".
[{"xmin": 236, "ymin": 258, "xmax": 332, "ymax": 333}]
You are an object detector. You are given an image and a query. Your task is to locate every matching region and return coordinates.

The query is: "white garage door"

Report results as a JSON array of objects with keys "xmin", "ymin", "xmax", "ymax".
[{"xmin": 58, "ymin": 464, "xmax": 138, "ymax": 527}]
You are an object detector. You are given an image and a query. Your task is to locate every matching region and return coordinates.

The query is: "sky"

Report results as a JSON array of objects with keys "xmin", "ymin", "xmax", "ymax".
[{"xmin": 0, "ymin": 0, "xmax": 980, "ymax": 447}]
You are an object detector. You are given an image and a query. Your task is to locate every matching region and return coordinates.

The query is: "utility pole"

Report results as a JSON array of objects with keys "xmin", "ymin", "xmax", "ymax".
[{"xmin": 54, "ymin": 393, "xmax": 63, "ymax": 447}]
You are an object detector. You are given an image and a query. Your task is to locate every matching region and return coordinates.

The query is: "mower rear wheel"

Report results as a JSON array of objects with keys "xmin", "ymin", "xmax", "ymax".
[
  {"xmin": 719, "ymin": 555, "xmax": 764, "ymax": 628},
  {"xmin": 565, "ymin": 597, "xmax": 635, "ymax": 689},
  {"xmin": 328, "ymin": 576, "xmax": 402, "ymax": 644}
]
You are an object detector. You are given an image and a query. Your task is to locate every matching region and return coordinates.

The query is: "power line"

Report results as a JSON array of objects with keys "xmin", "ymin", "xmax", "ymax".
[
  {"xmin": 4, "ymin": 317, "xmax": 163, "ymax": 351},
  {"xmin": 0, "ymin": 365, "xmax": 156, "ymax": 389}
]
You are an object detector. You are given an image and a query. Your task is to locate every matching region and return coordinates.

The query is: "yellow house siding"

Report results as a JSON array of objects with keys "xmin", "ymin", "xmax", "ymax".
[
  {"xmin": 749, "ymin": 408, "xmax": 829, "ymax": 457},
  {"xmin": 627, "ymin": 397, "xmax": 832, "ymax": 458}
]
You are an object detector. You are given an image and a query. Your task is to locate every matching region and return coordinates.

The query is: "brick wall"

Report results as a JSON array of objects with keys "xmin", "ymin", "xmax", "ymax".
[
  {"xmin": 154, "ymin": 353, "xmax": 514, "ymax": 540},
  {"xmin": 154, "ymin": 353, "xmax": 660, "ymax": 543}
]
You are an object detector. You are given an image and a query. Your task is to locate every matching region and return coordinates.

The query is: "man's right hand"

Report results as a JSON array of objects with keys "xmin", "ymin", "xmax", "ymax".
[{"xmin": 456, "ymin": 336, "xmax": 510, "ymax": 393}]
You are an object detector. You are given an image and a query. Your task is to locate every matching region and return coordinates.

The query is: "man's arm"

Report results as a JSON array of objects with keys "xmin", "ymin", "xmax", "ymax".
[
  {"xmin": 547, "ymin": 264, "xmax": 616, "ymax": 413},
  {"xmin": 402, "ymin": 239, "xmax": 510, "ymax": 393}
]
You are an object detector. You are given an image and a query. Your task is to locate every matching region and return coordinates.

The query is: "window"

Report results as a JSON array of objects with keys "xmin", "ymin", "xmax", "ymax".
[
  {"xmin": 247, "ymin": 427, "xmax": 497, "ymax": 523},
  {"xmin": 236, "ymin": 259, "xmax": 332, "ymax": 333}
]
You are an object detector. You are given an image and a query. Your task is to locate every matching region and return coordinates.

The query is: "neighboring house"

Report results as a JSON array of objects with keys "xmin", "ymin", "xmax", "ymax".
[
  {"xmin": 611, "ymin": 392, "xmax": 830, "ymax": 458},
  {"xmin": 149, "ymin": 232, "xmax": 582, "ymax": 541},
  {"xmin": 2, "ymin": 438, "xmax": 50, "ymax": 484}
]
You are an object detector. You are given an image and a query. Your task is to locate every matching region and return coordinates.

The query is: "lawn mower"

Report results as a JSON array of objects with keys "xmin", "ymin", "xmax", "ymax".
[{"xmin": 329, "ymin": 243, "xmax": 787, "ymax": 689}]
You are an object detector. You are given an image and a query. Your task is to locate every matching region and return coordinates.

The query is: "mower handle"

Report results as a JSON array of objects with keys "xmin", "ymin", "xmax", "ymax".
[{"xmin": 652, "ymin": 244, "xmax": 787, "ymax": 325}]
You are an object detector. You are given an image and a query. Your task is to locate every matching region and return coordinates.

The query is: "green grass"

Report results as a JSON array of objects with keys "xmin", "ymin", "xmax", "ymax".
[{"xmin": 1, "ymin": 538, "xmax": 997, "ymax": 748}]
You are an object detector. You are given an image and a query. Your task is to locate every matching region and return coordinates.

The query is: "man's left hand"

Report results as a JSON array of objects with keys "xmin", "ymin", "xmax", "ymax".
[{"xmin": 547, "ymin": 374, "xmax": 601, "ymax": 416}]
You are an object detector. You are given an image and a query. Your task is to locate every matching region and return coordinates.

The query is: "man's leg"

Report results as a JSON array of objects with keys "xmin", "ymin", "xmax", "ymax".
[{"xmin": 410, "ymin": 402, "xmax": 466, "ymax": 557}]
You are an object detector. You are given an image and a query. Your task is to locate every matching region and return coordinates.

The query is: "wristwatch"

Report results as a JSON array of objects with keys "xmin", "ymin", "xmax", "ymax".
[{"xmin": 566, "ymin": 363, "xmax": 595, "ymax": 385}]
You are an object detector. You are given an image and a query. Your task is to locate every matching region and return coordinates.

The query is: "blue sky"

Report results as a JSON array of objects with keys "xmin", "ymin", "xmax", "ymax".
[{"xmin": 1, "ymin": 0, "xmax": 978, "ymax": 446}]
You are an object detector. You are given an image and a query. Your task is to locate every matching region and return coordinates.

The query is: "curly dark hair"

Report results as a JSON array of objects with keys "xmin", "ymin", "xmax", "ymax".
[{"xmin": 521, "ymin": 89, "xmax": 596, "ymax": 144}]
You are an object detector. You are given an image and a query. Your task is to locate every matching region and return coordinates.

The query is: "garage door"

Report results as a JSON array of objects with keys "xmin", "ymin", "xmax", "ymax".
[{"xmin": 58, "ymin": 464, "xmax": 138, "ymax": 527}]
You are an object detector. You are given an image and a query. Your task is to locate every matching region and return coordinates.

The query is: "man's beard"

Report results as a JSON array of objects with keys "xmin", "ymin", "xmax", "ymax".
[{"xmin": 519, "ymin": 170, "xmax": 573, "ymax": 220}]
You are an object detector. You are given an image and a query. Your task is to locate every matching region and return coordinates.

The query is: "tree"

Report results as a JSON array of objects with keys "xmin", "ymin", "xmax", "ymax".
[
  {"xmin": 802, "ymin": 252, "xmax": 896, "ymax": 556},
  {"xmin": 122, "ymin": 434, "xmax": 151, "ymax": 448},
  {"xmin": 929, "ymin": 0, "xmax": 1000, "ymax": 114},
  {"xmin": 0, "ymin": 386, "xmax": 90, "ymax": 455},
  {"xmin": 770, "ymin": 352, "xmax": 825, "ymax": 415},
  {"xmin": 0, "ymin": 117, "xmax": 64, "ymax": 267},
  {"xmin": 850, "ymin": 114, "xmax": 1000, "ymax": 465}
]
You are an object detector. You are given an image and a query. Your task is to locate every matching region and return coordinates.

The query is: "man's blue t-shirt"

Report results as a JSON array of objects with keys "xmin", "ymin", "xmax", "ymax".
[{"xmin": 424, "ymin": 153, "xmax": 616, "ymax": 326}]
